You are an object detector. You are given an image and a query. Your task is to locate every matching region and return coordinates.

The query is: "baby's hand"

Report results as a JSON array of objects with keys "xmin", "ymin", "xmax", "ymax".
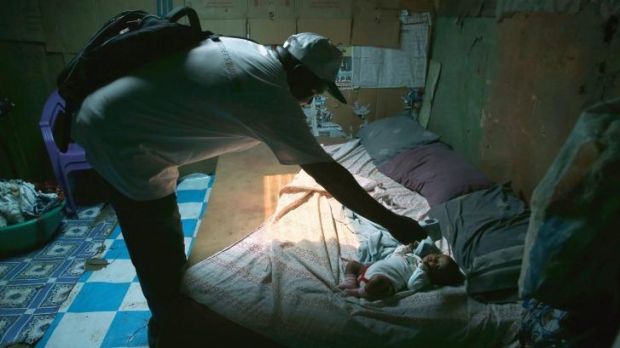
[
  {"xmin": 337, "ymin": 275, "xmax": 358, "ymax": 290},
  {"xmin": 343, "ymin": 288, "xmax": 364, "ymax": 298}
]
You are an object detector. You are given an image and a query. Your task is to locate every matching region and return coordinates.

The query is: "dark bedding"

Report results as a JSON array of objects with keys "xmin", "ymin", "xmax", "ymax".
[{"xmin": 429, "ymin": 183, "xmax": 529, "ymax": 302}]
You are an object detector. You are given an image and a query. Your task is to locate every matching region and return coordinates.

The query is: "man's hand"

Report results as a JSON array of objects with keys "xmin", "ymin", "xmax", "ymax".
[{"xmin": 383, "ymin": 213, "xmax": 427, "ymax": 245}]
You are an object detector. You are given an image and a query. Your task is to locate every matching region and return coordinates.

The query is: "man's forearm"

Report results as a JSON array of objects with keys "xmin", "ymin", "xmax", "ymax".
[{"xmin": 301, "ymin": 161, "xmax": 414, "ymax": 242}]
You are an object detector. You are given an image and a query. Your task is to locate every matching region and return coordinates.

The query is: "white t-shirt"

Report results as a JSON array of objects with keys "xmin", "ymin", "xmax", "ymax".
[{"xmin": 73, "ymin": 37, "xmax": 333, "ymax": 200}]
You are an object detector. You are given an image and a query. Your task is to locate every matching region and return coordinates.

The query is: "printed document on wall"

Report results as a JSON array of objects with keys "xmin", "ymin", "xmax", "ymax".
[{"xmin": 351, "ymin": 13, "xmax": 430, "ymax": 88}]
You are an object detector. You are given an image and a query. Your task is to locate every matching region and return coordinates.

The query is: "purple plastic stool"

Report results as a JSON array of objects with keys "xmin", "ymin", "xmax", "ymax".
[{"xmin": 39, "ymin": 90, "xmax": 92, "ymax": 216}]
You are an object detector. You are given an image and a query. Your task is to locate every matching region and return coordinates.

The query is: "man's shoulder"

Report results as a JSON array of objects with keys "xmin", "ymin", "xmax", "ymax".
[{"xmin": 222, "ymin": 37, "xmax": 269, "ymax": 58}]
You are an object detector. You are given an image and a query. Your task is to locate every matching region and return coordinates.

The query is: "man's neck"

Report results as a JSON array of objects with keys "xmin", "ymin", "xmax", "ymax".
[{"xmin": 274, "ymin": 46, "xmax": 297, "ymax": 75}]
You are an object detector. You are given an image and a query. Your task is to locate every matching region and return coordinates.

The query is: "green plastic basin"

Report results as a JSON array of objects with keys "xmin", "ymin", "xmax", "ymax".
[{"xmin": 0, "ymin": 202, "xmax": 65, "ymax": 256}]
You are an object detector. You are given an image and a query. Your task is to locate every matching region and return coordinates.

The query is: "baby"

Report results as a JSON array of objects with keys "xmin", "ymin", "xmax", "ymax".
[{"xmin": 338, "ymin": 240, "xmax": 464, "ymax": 300}]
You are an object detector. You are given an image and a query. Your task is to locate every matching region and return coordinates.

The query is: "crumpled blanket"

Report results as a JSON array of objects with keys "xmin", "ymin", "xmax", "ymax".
[
  {"xmin": 346, "ymin": 208, "xmax": 444, "ymax": 264},
  {"xmin": 0, "ymin": 180, "xmax": 60, "ymax": 228},
  {"xmin": 271, "ymin": 170, "xmax": 378, "ymax": 223},
  {"xmin": 344, "ymin": 208, "xmax": 400, "ymax": 263}
]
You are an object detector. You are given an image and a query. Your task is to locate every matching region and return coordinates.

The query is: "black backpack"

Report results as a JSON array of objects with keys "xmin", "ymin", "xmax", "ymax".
[
  {"xmin": 57, "ymin": 6, "xmax": 214, "ymax": 108},
  {"xmin": 55, "ymin": 7, "xmax": 214, "ymax": 149}
]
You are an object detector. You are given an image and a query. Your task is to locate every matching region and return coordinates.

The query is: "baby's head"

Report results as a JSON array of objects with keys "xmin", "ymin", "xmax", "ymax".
[{"xmin": 422, "ymin": 253, "xmax": 464, "ymax": 286}]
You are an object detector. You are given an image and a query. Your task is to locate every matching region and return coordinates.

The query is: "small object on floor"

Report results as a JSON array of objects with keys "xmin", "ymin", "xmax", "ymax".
[{"xmin": 84, "ymin": 257, "xmax": 110, "ymax": 271}]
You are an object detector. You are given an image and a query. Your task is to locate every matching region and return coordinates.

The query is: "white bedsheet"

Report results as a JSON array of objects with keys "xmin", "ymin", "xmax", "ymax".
[{"xmin": 183, "ymin": 140, "xmax": 521, "ymax": 347}]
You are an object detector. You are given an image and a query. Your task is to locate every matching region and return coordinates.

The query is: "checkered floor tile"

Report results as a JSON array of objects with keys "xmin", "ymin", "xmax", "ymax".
[
  {"xmin": 0, "ymin": 204, "xmax": 114, "ymax": 347},
  {"xmin": 32, "ymin": 173, "xmax": 214, "ymax": 348}
]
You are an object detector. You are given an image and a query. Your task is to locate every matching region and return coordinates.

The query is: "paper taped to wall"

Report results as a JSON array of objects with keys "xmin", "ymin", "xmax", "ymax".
[{"xmin": 351, "ymin": 12, "xmax": 430, "ymax": 88}]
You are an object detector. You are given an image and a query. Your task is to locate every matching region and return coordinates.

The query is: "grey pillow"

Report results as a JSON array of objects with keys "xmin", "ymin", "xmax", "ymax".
[{"xmin": 357, "ymin": 114, "xmax": 440, "ymax": 166}]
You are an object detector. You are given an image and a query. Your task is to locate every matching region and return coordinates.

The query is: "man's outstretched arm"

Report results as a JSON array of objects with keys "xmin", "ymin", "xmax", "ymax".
[{"xmin": 300, "ymin": 161, "xmax": 426, "ymax": 244}]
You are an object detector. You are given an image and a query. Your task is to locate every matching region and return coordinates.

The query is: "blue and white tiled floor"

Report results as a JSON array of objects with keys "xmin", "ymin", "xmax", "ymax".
[
  {"xmin": 33, "ymin": 173, "xmax": 214, "ymax": 348},
  {"xmin": 0, "ymin": 204, "xmax": 115, "ymax": 347}
]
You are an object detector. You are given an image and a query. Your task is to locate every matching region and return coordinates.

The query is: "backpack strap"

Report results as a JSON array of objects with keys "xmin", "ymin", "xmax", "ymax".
[
  {"xmin": 86, "ymin": 11, "xmax": 148, "ymax": 50},
  {"xmin": 165, "ymin": 6, "xmax": 201, "ymax": 30}
]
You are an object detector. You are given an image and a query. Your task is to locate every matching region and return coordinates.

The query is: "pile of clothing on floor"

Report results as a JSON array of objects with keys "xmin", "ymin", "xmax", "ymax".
[{"xmin": 0, "ymin": 179, "xmax": 62, "ymax": 228}]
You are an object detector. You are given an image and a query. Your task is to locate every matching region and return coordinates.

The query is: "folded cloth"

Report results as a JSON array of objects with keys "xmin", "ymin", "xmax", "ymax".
[{"xmin": 0, "ymin": 181, "xmax": 23, "ymax": 226}]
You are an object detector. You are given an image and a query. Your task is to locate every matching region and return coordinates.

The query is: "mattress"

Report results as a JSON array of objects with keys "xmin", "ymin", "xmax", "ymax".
[{"xmin": 182, "ymin": 139, "xmax": 522, "ymax": 347}]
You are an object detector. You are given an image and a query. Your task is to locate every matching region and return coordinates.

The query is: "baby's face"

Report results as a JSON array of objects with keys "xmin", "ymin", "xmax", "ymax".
[{"xmin": 422, "ymin": 253, "xmax": 451, "ymax": 275}]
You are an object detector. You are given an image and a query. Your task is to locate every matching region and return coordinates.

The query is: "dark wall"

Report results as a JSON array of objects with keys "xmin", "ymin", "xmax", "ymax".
[
  {"xmin": 428, "ymin": 3, "xmax": 620, "ymax": 200},
  {"xmin": 427, "ymin": 16, "xmax": 497, "ymax": 169},
  {"xmin": 2, "ymin": 0, "xmax": 619, "ymax": 196},
  {"xmin": 0, "ymin": 42, "xmax": 64, "ymax": 181}
]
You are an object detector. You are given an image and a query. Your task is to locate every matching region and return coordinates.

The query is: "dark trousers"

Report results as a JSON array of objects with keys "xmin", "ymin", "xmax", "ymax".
[
  {"xmin": 92, "ymin": 173, "xmax": 287, "ymax": 348},
  {"xmin": 97, "ymin": 175, "xmax": 187, "ymax": 328}
]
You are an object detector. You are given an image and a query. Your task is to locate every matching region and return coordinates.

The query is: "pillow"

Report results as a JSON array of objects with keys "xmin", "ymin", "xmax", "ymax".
[
  {"xmin": 378, "ymin": 142, "xmax": 494, "ymax": 206},
  {"xmin": 357, "ymin": 114, "xmax": 440, "ymax": 166}
]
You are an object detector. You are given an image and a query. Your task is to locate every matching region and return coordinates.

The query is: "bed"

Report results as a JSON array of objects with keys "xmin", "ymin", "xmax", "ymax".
[{"xmin": 182, "ymin": 134, "xmax": 523, "ymax": 347}]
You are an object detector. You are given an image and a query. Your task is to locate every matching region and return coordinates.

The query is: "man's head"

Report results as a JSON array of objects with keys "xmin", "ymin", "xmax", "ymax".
[
  {"xmin": 422, "ymin": 253, "xmax": 464, "ymax": 286},
  {"xmin": 280, "ymin": 33, "xmax": 347, "ymax": 104}
]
